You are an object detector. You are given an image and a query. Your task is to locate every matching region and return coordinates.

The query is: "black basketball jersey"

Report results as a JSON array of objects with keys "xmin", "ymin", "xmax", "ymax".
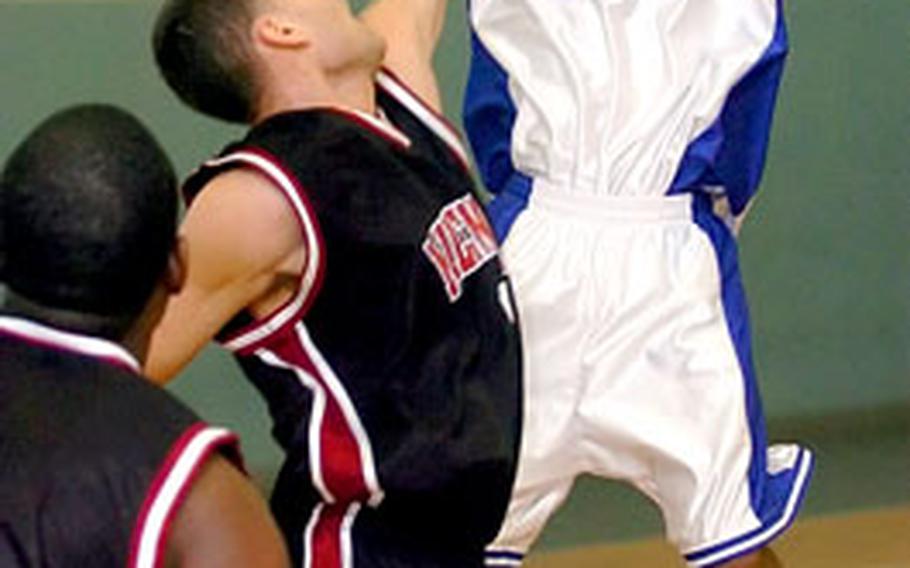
[
  {"xmin": 183, "ymin": 69, "xmax": 522, "ymax": 564},
  {"xmin": 0, "ymin": 315, "xmax": 240, "ymax": 568}
]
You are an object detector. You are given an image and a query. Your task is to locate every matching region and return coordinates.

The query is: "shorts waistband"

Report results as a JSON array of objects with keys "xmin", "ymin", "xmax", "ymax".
[{"xmin": 529, "ymin": 179, "xmax": 693, "ymax": 222}]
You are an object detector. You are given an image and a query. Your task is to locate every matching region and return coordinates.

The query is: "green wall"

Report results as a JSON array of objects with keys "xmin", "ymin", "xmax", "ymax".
[
  {"xmin": 742, "ymin": 0, "xmax": 910, "ymax": 417},
  {"xmin": 1, "ymin": 1, "xmax": 907, "ymax": 483}
]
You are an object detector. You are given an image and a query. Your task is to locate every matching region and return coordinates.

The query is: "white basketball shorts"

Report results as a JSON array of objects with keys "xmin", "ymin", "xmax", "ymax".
[{"xmin": 484, "ymin": 183, "xmax": 813, "ymax": 567}]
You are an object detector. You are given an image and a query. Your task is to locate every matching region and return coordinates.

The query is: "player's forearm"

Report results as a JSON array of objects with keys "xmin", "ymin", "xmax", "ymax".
[
  {"xmin": 362, "ymin": 0, "xmax": 447, "ymax": 62},
  {"xmin": 144, "ymin": 321, "xmax": 209, "ymax": 385},
  {"xmin": 360, "ymin": 0, "xmax": 447, "ymax": 110},
  {"xmin": 406, "ymin": 0, "xmax": 448, "ymax": 58},
  {"xmin": 142, "ymin": 290, "xmax": 228, "ymax": 384}
]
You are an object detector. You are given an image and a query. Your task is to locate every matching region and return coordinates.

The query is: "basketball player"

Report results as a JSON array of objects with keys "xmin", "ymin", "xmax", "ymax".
[
  {"xmin": 0, "ymin": 105, "xmax": 289, "ymax": 567},
  {"xmin": 463, "ymin": 1, "xmax": 813, "ymax": 567},
  {"xmin": 149, "ymin": 0, "xmax": 522, "ymax": 566}
]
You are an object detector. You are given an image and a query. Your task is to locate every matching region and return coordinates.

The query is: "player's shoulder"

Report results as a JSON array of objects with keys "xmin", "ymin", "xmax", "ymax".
[
  {"xmin": 182, "ymin": 166, "xmax": 305, "ymax": 280},
  {"xmin": 192, "ymin": 166, "xmax": 296, "ymax": 232}
]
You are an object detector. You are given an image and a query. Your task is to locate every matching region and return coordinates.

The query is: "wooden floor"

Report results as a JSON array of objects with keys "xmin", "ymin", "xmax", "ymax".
[{"xmin": 526, "ymin": 506, "xmax": 910, "ymax": 567}]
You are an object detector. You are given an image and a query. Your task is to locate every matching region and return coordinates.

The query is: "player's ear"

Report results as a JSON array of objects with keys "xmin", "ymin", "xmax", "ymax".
[
  {"xmin": 164, "ymin": 236, "xmax": 187, "ymax": 295},
  {"xmin": 252, "ymin": 13, "xmax": 311, "ymax": 49}
]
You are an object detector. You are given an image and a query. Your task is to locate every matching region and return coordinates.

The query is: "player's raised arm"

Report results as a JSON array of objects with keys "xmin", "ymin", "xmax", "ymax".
[
  {"xmin": 144, "ymin": 170, "xmax": 306, "ymax": 384},
  {"xmin": 360, "ymin": 0, "xmax": 448, "ymax": 111}
]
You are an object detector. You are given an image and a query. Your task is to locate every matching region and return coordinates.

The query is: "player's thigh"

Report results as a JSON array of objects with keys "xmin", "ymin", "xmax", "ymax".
[{"xmin": 575, "ymin": 220, "xmax": 759, "ymax": 548}]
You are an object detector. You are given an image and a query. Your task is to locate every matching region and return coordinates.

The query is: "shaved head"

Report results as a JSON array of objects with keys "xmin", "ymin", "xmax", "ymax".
[{"xmin": 0, "ymin": 104, "xmax": 178, "ymax": 337}]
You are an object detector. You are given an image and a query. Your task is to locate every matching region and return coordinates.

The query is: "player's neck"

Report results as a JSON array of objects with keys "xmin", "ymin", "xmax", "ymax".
[
  {"xmin": 253, "ymin": 62, "xmax": 378, "ymax": 123},
  {"xmin": 329, "ymin": 66, "xmax": 378, "ymax": 115}
]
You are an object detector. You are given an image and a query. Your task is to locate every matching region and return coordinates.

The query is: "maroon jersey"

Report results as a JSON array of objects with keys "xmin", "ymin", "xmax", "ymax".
[
  {"xmin": 0, "ymin": 315, "xmax": 241, "ymax": 568},
  {"xmin": 184, "ymin": 70, "xmax": 522, "ymax": 567}
]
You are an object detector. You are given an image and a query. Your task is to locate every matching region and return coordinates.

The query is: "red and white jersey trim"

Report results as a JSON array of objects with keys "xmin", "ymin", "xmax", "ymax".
[
  {"xmin": 201, "ymin": 149, "xmax": 326, "ymax": 354},
  {"xmin": 331, "ymin": 105, "xmax": 413, "ymax": 149},
  {"xmin": 0, "ymin": 315, "xmax": 140, "ymax": 373},
  {"xmin": 129, "ymin": 424, "xmax": 238, "ymax": 568},
  {"xmin": 376, "ymin": 68, "xmax": 472, "ymax": 170},
  {"xmin": 256, "ymin": 323, "xmax": 384, "ymax": 508},
  {"xmin": 256, "ymin": 348, "xmax": 334, "ymax": 503},
  {"xmin": 302, "ymin": 502, "xmax": 362, "ymax": 568},
  {"xmin": 294, "ymin": 323, "xmax": 382, "ymax": 506}
]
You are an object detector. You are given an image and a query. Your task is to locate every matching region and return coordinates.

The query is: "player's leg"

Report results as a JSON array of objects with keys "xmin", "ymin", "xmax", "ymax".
[
  {"xmin": 578, "ymin": 194, "xmax": 812, "ymax": 567},
  {"xmin": 677, "ymin": 196, "xmax": 812, "ymax": 567},
  {"xmin": 484, "ymin": 197, "xmax": 588, "ymax": 567}
]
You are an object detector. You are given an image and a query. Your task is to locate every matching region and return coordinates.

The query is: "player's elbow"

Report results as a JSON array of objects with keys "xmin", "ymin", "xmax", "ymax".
[{"xmin": 142, "ymin": 353, "xmax": 181, "ymax": 386}]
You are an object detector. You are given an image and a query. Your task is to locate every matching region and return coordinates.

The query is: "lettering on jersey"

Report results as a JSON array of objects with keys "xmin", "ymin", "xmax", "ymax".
[{"xmin": 422, "ymin": 195, "xmax": 498, "ymax": 302}]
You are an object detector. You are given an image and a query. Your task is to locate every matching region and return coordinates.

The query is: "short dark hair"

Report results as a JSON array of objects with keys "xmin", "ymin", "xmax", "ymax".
[
  {"xmin": 0, "ymin": 104, "xmax": 178, "ymax": 337},
  {"xmin": 153, "ymin": 0, "xmax": 257, "ymax": 123}
]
